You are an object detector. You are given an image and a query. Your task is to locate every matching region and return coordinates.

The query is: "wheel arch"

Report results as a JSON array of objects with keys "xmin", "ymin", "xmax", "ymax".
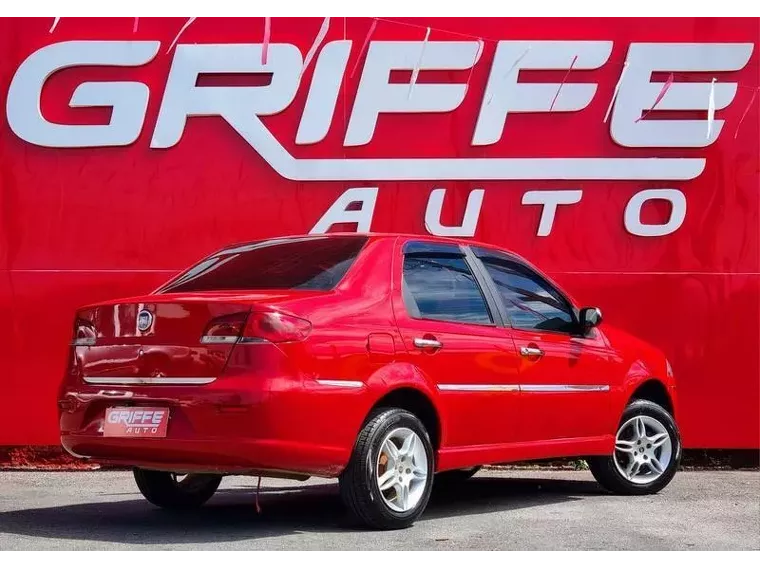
[
  {"xmin": 626, "ymin": 378, "xmax": 674, "ymax": 417},
  {"xmin": 366, "ymin": 387, "xmax": 442, "ymax": 451}
]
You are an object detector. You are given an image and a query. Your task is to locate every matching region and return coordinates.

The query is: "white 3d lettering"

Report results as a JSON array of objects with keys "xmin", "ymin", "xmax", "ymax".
[
  {"xmin": 624, "ymin": 189, "xmax": 687, "ymax": 237},
  {"xmin": 7, "ymin": 40, "xmax": 160, "ymax": 147},
  {"xmin": 345, "ymin": 41, "xmax": 482, "ymax": 146},
  {"xmin": 313, "ymin": 187, "xmax": 687, "ymax": 238},
  {"xmin": 5, "ymin": 40, "xmax": 753, "ymax": 181},
  {"xmin": 4, "ymin": 39, "xmax": 753, "ymax": 239},
  {"xmin": 473, "ymin": 41, "xmax": 612, "ymax": 146},
  {"xmin": 425, "ymin": 189, "xmax": 485, "ymax": 237},
  {"xmin": 309, "ymin": 187, "xmax": 378, "ymax": 234},
  {"xmin": 522, "ymin": 190, "xmax": 583, "ymax": 237},
  {"xmin": 151, "ymin": 43, "xmax": 302, "ymax": 149},
  {"xmin": 610, "ymin": 43, "xmax": 753, "ymax": 147}
]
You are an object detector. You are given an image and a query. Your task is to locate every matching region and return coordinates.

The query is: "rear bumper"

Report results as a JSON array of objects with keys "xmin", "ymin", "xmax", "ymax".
[
  {"xmin": 58, "ymin": 370, "xmax": 377, "ymax": 477},
  {"xmin": 61, "ymin": 434, "xmax": 349, "ymax": 477},
  {"xmin": 58, "ymin": 339, "xmax": 373, "ymax": 477}
]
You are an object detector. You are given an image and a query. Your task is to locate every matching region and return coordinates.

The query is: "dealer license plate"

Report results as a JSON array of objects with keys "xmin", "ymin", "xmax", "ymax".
[{"xmin": 104, "ymin": 407, "xmax": 169, "ymax": 438}]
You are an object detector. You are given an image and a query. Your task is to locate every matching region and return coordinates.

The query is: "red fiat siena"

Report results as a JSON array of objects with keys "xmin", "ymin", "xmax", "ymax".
[{"xmin": 59, "ymin": 234, "xmax": 681, "ymax": 529}]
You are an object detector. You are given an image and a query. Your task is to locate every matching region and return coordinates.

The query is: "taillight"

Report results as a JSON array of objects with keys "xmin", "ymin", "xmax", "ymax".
[
  {"xmin": 242, "ymin": 311, "xmax": 312, "ymax": 343},
  {"xmin": 201, "ymin": 312, "xmax": 249, "ymax": 344},
  {"xmin": 200, "ymin": 310, "xmax": 312, "ymax": 345},
  {"xmin": 72, "ymin": 318, "xmax": 97, "ymax": 346}
]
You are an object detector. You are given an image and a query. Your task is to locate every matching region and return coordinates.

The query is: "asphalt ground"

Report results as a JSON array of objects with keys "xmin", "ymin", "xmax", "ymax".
[{"xmin": 0, "ymin": 469, "xmax": 757, "ymax": 550}]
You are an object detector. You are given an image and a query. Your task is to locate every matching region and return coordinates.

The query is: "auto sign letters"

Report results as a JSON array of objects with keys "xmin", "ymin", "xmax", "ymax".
[{"xmin": 5, "ymin": 39, "xmax": 755, "ymax": 237}]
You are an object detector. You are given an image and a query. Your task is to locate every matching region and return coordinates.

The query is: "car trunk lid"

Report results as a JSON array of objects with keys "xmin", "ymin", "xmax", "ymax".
[{"xmin": 74, "ymin": 297, "xmax": 253, "ymax": 382}]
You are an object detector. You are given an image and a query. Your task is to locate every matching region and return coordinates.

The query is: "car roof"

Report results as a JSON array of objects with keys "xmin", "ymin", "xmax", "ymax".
[{"xmin": 215, "ymin": 232, "xmax": 521, "ymax": 258}]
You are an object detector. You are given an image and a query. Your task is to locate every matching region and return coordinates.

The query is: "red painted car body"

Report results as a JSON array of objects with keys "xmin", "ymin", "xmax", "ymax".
[{"xmin": 58, "ymin": 233, "xmax": 676, "ymax": 477}]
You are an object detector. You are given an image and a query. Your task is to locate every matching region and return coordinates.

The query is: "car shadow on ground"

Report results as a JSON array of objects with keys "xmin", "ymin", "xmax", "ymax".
[{"xmin": 0, "ymin": 475, "xmax": 605, "ymax": 545}]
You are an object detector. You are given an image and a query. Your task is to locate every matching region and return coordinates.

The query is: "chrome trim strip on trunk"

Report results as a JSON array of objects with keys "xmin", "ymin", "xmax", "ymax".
[
  {"xmin": 200, "ymin": 335, "xmax": 239, "ymax": 344},
  {"xmin": 438, "ymin": 384, "xmax": 520, "ymax": 392},
  {"xmin": 315, "ymin": 379, "xmax": 364, "ymax": 388},
  {"xmin": 520, "ymin": 384, "xmax": 610, "ymax": 392},
  {"xmin": 82, "ymin": 376, "xmax": 217, "ymax": 385}
]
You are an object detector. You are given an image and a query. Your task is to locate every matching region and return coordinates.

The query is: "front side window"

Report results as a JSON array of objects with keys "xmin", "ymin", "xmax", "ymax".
[
  {"xmin": 402, "ymin": 254, "xmax": 493, "ymax": 325},
  {"xmin": 479, "ymin": 257, "xmax": 576, "ymax": 334},
  {"xmin": 158, "ymin": 236, "xmax": 367, "ymax": 293}
]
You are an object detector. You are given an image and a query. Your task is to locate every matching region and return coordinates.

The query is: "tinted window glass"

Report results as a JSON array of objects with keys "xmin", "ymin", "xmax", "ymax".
[
  {"xmin": 481, "ymin": 259, "xmax": 575, "ymax": 333},
  {"xmin": 159, "ymin": 236, "xmax": 367, "ymax": 293},
  {"xmin": 403, "ymin": 255, "xmax": 492, "ymax": 325}
]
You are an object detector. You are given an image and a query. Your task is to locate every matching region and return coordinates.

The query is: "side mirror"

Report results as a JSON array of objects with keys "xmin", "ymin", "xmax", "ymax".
[{"xmin": 579, "ymin": 307, "xmax": 603, "ymax": 329}]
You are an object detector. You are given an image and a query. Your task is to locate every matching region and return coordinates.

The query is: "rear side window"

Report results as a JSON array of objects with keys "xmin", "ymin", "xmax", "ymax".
[
  {"xmin": 402, "ymin": 254, "xmax": 493, "ymax": 325},
  {"xmin": 159, "ymin": 236, "xmax": 367, "ymax": 293}
]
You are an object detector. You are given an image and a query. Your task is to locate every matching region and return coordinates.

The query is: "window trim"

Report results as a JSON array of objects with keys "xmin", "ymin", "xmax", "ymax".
[
  {"xmin": 468, "ymin": 246, "xmax": 581, "ymax": 336},
  {"xmin": 400, "ymin": 243, "xmax": 501, "ymax": 328}
]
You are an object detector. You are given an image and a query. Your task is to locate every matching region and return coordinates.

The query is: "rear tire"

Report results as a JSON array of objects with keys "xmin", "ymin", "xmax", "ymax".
[
  {"xmin": 339, "ymin": 408, "xmax": 434, "ymax": 530},
  {"xmin": 133, "ymin": 468, "xmax": 222, "ymax": 509},
  {"xmin": 588, "ymin": 399, "xmax": 681, "ymax": 495}
]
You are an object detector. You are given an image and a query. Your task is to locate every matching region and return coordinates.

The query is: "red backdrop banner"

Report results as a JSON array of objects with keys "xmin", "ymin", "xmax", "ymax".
[{"xmin": 0, "ymin": 17, "xmax": 757, "ymax": 448}]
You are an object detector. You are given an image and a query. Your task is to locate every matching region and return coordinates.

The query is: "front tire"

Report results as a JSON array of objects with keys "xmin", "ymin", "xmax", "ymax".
[
  {"xmin": 589, "ymin": 400, "xmax": 681, "ymax": 495},
  {"xmin": 133, "ymin": 468, "xmax": 222, "ymax": 509},
  {"xmin": 339, "ymin": 408, "xmax": 434, "ymax": 530}
]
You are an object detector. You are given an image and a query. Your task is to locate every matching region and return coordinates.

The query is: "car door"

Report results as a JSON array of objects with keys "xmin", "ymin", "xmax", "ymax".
[
  {"xmin": 392, "ymin": 240, "xmax": 522, "ymax": 449},
  {"xmin": 471, "ymin": 247, "xmax": 617, "ymax": 443}
]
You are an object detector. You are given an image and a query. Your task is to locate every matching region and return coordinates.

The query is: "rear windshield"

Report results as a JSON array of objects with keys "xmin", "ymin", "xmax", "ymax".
[{"xmin": 158, "ymin": 236, "xmax": 368, "ymax": 293}]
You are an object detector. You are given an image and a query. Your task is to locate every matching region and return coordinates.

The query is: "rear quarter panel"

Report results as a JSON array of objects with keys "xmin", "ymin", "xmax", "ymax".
[{"xmin": 255, "ymin": 238, "xmax": 423, "ymax": 459}]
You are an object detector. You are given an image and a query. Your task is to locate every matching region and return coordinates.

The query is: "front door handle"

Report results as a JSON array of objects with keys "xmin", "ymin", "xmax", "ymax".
[
  {"xmin": 520, "ymin": 346, "xmax": 544, "ymax": 358},
  {"xmin": 414, "ymin": 337, "xmax": 442, "ymax": 350}
]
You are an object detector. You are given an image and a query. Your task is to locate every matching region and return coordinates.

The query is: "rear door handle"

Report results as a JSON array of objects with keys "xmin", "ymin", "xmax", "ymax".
[
  {"xmin": 414, "ymin": 337, "xmax": 442, "ymax": 350},
  {"xmin": 520, "ymin": 346, "xmax": 544, "ymax": 358}
]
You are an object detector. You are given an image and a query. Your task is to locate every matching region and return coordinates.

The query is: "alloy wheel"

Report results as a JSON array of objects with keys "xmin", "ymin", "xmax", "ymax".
[
  {"xmin": 375, "ymin": 427, "xmax": 429, "ymax": 512},
  {"xmin": 613, "ymin": 415, "xmax": 673, "ymax": 485}
]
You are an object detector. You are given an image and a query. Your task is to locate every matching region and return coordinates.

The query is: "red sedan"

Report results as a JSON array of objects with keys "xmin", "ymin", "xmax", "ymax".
[{"xmin": 59, "ymin": 234, "xmax": 681, "ymax": 529}]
